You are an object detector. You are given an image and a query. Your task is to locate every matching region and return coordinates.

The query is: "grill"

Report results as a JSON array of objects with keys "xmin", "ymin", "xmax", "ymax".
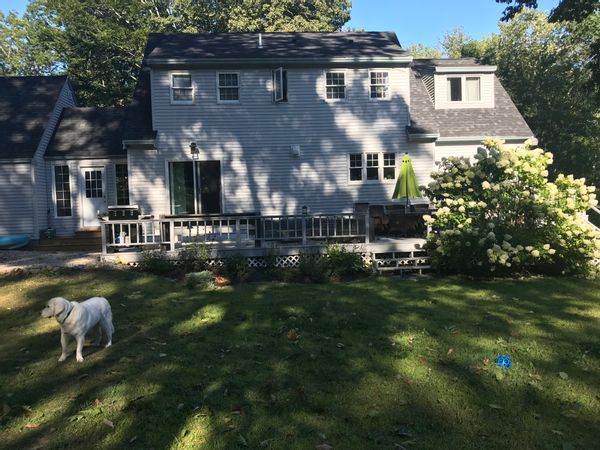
[{"xmin": 107, "ymin": 205, "xmax": 140, "ymax": 221}]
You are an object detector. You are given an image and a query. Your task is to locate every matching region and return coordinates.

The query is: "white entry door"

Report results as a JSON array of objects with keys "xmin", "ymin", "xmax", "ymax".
[{"xmin": 80, "ymin": 167, "xmax": 106, "ymax": 227}]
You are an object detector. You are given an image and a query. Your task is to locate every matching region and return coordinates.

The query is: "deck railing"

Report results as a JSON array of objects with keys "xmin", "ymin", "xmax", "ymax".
[{"xmin": 101, "ymin": 213, "xmax": 368, "ymax": 254}]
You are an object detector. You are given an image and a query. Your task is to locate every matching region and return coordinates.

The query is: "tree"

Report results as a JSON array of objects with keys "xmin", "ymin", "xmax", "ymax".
[
  {"xmin": 3, "ymin": 0, "xmax": 351, "ymax": 105},
  {"xmin": 440, "ymin": 27, "xmax": 472, "ymax": 58},
  {"xmin": 406, "ymin": 43, "xmax": 443, "ymax": 59},
  {"xmin": 496, "ymin": 0, "xmax": 599, "ymax": 22}
]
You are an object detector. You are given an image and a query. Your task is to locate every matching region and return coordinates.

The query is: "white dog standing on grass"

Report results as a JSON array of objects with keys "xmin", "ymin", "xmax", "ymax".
[{"xmin": 40, "ymin": 297, "xmax": 114, "ymax": 362}]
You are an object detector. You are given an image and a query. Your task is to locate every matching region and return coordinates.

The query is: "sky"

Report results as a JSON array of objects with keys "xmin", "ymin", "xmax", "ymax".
[{"xmin": 1, "ymin": 0, "xmax": 560, "ymax": 48}]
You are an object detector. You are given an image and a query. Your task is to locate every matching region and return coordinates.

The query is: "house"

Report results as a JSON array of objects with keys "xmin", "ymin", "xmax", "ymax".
[
  {"xmin": 0, "ymin": 76, "xmax": 76, "ymax": 238},
  {"xmin": 1, "ymin": 32, "xmax": 534, "ymax": 253}
]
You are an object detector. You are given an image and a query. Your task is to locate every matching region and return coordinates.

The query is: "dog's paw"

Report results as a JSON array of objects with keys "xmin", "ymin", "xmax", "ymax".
[
  {"xmin": 105, "ymin": 342, "xmax": 112, "ymax": 348},
  {"xmin": 76, "ymin": 355, "xmax": 84, "ymax": 362},
  {"xmin": 58, "ymin": 355, "xmax": 67, "ymax": 362}
]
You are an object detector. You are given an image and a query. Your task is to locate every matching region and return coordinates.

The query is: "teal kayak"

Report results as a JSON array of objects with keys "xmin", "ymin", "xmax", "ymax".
[{"xmin": 0, "ymin": 234, "xmax": 31, "ymax": 249}]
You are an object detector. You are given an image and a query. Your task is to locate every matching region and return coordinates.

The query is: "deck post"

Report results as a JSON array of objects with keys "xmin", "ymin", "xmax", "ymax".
[
  {"xmin": 364, "ymin": 214, "xmax": 370, "ymax": 244},
  {"xmin": 100, "ymin": 222, "xmax": 107, "ymax": 254},
  {"xmin": 169, "ymin": 221, "xmax": 176, "ymax": 251},
  {"xmin": 301, "ymin": 216, "xmax": 307, "ymax": 246},
  {"xmin": 236, "ymin": 218, "xmax": 242, "ymax": 246}
]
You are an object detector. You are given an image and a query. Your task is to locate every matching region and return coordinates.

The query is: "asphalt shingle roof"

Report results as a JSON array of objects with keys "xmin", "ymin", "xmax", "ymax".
[
  {"xmin": 409, "ymin": 60, "xmax": 534, "ymax": 138},
  {"xmin": 122, "ymin": 70, "xmax": 155, "ymax": 142},
  {"xmin": 145, "ymin": 32, "xmax": 408, "ymax": 62},
  {"xmin": 46, "ymin": 107, "xmax": 127, "ymax": 158},
  {"xmin": 0, "ymin": 76, "xmax": 67, "ymax": 159}
]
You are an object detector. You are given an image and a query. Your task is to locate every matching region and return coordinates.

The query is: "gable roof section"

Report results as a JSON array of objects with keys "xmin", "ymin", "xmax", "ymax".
[
  {"xmin": 0, "ymin": 76, "xmax": 68, "ymax": 160},
  {"xmin": 409, "ymin": 59, "xmax": 533, "ymax": 139},
  {"xmin": 122, "ymin": 69, "xmax": 155, "ymax": 142},
  {"xmin": 46, "ymin": 107, "xmax": 127, "ymax": 158},
  {"xmin": 145, "ymin": 32, "xmax": 410, "ymax": 65}
]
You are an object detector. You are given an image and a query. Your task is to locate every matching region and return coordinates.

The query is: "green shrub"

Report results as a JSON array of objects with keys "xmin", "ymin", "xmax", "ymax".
[
  {"xmin": 326, "ymin": 244, "xmax": 367, "ymax": 278},
  {"xmin": 184, "ymin": 271, "xmax": 215, "ymax": 289},
  {"xmin": 223, "ymin": 253, "xmax": 250, "ymax": 283},
  {"xmin": 178, "ymin": 242, "xmax": 212, "ymax": 273},
  {"xmin": 137, "ymin": 249, "xmax": 173, "ymax": 275},
  {"xmin": 299, "ymin": 252, "xmax": 331, "ymax": 283},
  {"xmin": 424, "ymin": 139, "xmax": 599, "ymax": 277}
]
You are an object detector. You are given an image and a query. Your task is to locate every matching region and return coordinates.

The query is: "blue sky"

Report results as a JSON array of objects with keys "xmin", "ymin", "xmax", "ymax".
[{"xmin": 2, "ymin": 0, "xmax": 559, "ymax": 48}]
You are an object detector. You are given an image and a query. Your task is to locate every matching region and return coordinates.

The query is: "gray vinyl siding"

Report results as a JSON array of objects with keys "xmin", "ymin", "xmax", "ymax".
[
  {"xmin": 0, "ymin": 162, "xmax": 35, "ymax": 235},
  {"xmin": 46, "ymin": 158, "xmax": 124, "ymax": 236},
  {"xmin": 137, "ymin": 66, "xmax": 434, "ymax": 216},
  {"xmin": 32, "ymin": 81, "xmax": 76, "ymax": 233}
]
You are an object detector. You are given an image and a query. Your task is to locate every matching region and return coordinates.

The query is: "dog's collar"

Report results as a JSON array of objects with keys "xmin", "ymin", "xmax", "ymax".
[{"xmin": 57, "ymin": 303, "xmax": 74, "ymax": 324}]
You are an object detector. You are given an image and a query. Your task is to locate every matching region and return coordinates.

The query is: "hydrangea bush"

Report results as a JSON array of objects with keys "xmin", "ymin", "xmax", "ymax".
[{"xmin": 424, "ymin": 139, "xmax": 599, "ymax": 277}]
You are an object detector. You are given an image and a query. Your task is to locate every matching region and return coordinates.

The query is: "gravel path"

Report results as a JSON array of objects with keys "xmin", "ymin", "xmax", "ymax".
[{"xmin": 0, "ymin": 250, "xmax": 104, "ymax": 274}]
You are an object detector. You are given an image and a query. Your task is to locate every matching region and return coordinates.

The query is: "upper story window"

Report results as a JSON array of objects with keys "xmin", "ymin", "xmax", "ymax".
[
  {"xmin": 326, "ymin": 71, "xmax": 346, "ymax": 100},
  {"xmin": 272, "ymin": 68, "xmax": 288, "ymax": 102},
  {"xmin": 217, "ymin": 72, "xmax": 240, "ymax": 103},
  {"xmin": 447, "ymin": 76, "xmax": 481, "ymax": 102},
  {"xmin": 349, "ymin": 153, "xmax": 397, "ymax": 182},
  {"xmin": 370, "ymin": 71, "xmax": 389, "ymax": 100},
  {"xmin": 171, "ymin": 73, "xmax": 193, "ymax": 104}
]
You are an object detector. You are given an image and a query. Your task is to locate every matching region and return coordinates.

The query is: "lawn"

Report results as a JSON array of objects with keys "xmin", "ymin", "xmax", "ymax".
[{"xmin": 0, "ymin": 270, "xmax": 599, "ymax": 450}]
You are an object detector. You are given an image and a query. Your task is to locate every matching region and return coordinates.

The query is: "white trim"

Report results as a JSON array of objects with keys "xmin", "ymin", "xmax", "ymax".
[
  {"xmin": 51, "ymin": 163, "xmax": 73, "ymax": 219},
  {"xmin": 216, "ymin": 71, "xmax": 241, "ymax": 104},
  {"xmin": 324, "ymin": 69, "xmax": 347, "ymax": 102},
  {"xmin": 435, "ymin": 65, "xmax": 497, "ymax": 73},
  {"xmin": 368, "ymin": 69, "xmax": 391, "ymax": 101},
  {"xmin": 170, "ymin": 72, "xmax": 194, "ymax": 105},
  {"xmin": 436, "ymin": 136, "xmax": 534, "ymax": 143},
  {"xmin": 272, "ymin": 67, "xmax": 286, "ymax": 103}
]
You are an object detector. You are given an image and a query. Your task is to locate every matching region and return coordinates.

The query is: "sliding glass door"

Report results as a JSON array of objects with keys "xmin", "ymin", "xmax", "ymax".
[{"xmin": 169, "ymin": 161, "xmax": 221, "ymax": 214}]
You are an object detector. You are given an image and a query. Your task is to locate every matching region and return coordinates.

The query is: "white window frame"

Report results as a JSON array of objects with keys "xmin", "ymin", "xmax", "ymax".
[
  {"xmin": 382, "ymin": 152, "xmax": 396, "ymax": 180},
  {"xmin": 216, "ymin": 71, "xmax": 240, "ymax": 104},
  {"xmin": 170, "ymin": 72, "xmax": 194, "ymax": 105},
  {"xmin": 272, "ymin": 67, "xmax": 287, "ymax": 103},
  {"xmin": 348, "ymin": 153, "xmax": 363, "ymax": 182},
  {"xmin": 446, "ymin": 75, "xmax": 482, "ymax": 103},
  {"xmin": 369, "ymin": 70, "xmax": 391, "ymax": 101},
  {"xmin": 324, "ymin": 70, "xmax": 347, "ymax": 102},
  {"xmin": 52, "ymin": 163, "xmax": 73, "ymax": 218},
  {"xmin": 347, "ymin": 152, "xmax": 398, "ymax": 184}
]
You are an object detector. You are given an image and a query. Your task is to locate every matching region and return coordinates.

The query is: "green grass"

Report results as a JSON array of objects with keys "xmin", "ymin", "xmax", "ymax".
[{"xmin": 0, "ymin": 270, "xmax": 599, "ymax": 450}]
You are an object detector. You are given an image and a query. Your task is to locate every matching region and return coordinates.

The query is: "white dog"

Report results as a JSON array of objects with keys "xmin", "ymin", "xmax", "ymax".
[{"xmin": 41, "ymin": 297, "xmax": 113, "ymax": 362}]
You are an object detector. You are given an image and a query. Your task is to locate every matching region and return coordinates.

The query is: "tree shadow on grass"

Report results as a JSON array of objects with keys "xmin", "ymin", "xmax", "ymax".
[{"xmin": 0, "ymin": 271, "xmax": 599, "ymax": 449}]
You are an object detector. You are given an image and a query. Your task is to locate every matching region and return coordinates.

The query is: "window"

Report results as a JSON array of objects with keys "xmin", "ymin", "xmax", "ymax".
[
  {"xmin": 447, "ymin": 77, "xmax": 462, "ymax": 102},
  {"xmin": 366, "ymin": 153, "xmax": 379, "ymax": 180},
  {"xmin": 115, "ymin": 164, "xmax": 130, "ymax": 205},
  {"xmin": 171, "ymin": 73, "xmax": 193, "ymax": 103},
  {"xmin": 383, "ymin": 153, "xmax": 396, "ymax": 180},
  {"xmin": 349, "ymin": 154, "xmax": 363, "ymax": 181},
  {"xmin": 348, "ymin": 153, "xmax": 397, "ymax": 182},
  {"xmin": 447, "ymin": 76, "xmax": 481, "ymax": 102},
  {"xmin": 370, "ymin": 71, "xmax": 389, "ymax": 99},
  {"xmin": 54, "ymin": 165, "xmax": 72, "ymax": 217},
  {"xmin": 272, "ymin": 68, "xmax": 288, "ymax": 102},
  {"xmin": 465, "ymin": 77, "xmax": 481, "ymax": 101},
  {"xmin": 325, "ymin": 71, "xmax": 345, "ymax": 100},
  {"xmin": 217, "ymin": 72, "xmax": 240, "ymax": 102}
]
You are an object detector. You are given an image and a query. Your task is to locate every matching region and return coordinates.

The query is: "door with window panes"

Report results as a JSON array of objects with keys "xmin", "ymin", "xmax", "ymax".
[{"xmin": 80, "ymin": 167, "xmax": 106, "ymax": 227}]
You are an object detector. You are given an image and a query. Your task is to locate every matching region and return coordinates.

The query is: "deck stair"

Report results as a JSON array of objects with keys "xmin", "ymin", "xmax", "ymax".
[
  {"xmin": 37, "ymin": 230, "xmax": 102, "ymax": 252},
  {"xmin": 371, "ymin": 249, "xmax": 431, "ymax": 275}
]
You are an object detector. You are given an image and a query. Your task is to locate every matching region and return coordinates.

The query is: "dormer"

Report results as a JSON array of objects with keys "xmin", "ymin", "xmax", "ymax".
[{"xmin": 432, "ymin": 61, "xmax": 497, "ymax": 109}]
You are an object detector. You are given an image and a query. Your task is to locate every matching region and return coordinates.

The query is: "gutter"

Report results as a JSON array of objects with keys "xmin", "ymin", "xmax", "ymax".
[
  {"xmin": 0, "ymin": 158, "xmax": 32, "ymax": 164},
  {"xmin": 436, "ymin": 136, "xmax": 536, "ymax": 143}
]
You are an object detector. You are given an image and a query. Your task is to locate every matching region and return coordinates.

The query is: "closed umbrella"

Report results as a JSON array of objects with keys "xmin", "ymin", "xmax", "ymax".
[{"xmin": 392, "ymin": 153, "xmax": 421, "ymax": 206}]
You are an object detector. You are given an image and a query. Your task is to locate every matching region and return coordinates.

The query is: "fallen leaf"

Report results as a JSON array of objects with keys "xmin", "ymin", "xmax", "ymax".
[
  {"xmin": 559, "ymin": 372, "xmax": 569, "ymax": 379},
  {"xmin": 528, "ymin": 373, "xmax": 542, "ymax": 381},
  {"xmin": 482, "ymin": 358, "xmax": 490, "ymax": 366},
  {"xmin": 447, "ymin": 348, "xmax": 454, "ymax": 356},
  {"xmin": 24, "ymin": 423, "xmax": 40, "ymax": 429},
  {"xmin": 551, "ymin": 430, "xmax": 564, "ymax": 436},
  {"xmin": 488, "ymin": 404, "xmax": 503, "ymax": 410},
  {"xmin": 286, "ymin": 329, "xmax": 299, "ymax": 341},
  {"xmin": 102, "ymin": 419, "xmax": 114, "ymax": 428},
  {"xmin": 94, "ymin": 399, "xmax": 103, "ymax": 406}
]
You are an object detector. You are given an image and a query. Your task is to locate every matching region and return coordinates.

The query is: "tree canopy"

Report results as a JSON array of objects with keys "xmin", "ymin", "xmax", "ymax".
[
  {"xmin": 496, "ymin": 0, "xmax": 599, "ymax": 22},
  {"xmin": 0, "ymin": 0, "xmax": 351, "ymax": 105}
]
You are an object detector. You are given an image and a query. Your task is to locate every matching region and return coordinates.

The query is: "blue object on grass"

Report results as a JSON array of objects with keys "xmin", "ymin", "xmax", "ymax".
[
  {"xmin": 496, "ymin": 355, "xmax": 512, "ymax": 368},
  {"xmin": 0, "ymin": 234, "xmax": 31, "ymax": 249}
]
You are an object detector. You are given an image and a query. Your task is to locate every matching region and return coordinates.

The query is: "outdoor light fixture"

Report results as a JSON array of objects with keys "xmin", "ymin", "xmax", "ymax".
[
  {"xmin": 302, "ymin": 205, "xmax": 308, "ymax": 215},
  {"xmin": 190, "ymin": 142, "xmax": 199, "ymax": 159},
  {"xmin": 290, "ymin": 144, "xmax": 301, "ymax": 158}
]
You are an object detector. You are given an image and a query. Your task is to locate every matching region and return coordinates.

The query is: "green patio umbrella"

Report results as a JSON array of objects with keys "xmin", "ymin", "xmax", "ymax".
[{"xmin": 392, "ymin": 153, "xmax": 421, "ymax": 204}]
